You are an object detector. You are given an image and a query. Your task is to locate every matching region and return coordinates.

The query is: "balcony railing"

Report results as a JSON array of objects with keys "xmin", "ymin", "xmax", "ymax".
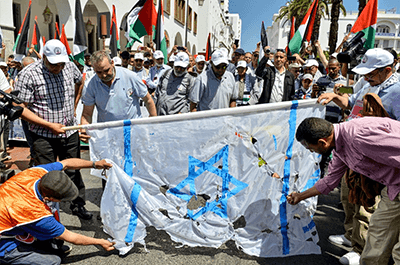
[{"xmin": 375, "ymin": 32, "xmax": 395, "ymax": 37}]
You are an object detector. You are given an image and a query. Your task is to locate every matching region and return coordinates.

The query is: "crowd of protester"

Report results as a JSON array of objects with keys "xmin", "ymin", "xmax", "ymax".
[{"xmin": 0, "ymin": 33, "xmax": 400, "ymax": 265}]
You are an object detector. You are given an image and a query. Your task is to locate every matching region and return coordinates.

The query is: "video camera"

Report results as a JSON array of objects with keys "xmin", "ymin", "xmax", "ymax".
[
  {"xmin": 0, "ymin": 90, "xmax": 24, "ymax": 121},
  {"xmin": 315, "ymin": 77, "xmax": 331, "ymax": 91},
  {"xmin": 337, "ymin": 31, "xmax": 367, "ymax": 69},
  {"xmin": 0, "ymin": 90, "xmax": 23, "ymax": 184}
]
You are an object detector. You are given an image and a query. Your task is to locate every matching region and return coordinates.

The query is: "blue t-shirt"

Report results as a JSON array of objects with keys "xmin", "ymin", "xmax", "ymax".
[
  {"xmin": 82, "ymin": 66, "xmax": 148, "ymax": 122},
  {"xmin": 0, "ymin": 162, "xmax": 65, "ymax": 257}
]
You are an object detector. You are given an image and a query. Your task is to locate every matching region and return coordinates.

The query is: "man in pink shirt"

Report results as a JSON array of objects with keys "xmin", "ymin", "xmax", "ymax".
[{"xmin": 288, "ymin": 117, "xmax": 400, "ymax": 265}]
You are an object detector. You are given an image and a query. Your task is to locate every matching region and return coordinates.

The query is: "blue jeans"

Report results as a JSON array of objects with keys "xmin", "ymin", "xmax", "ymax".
[{"xmin": 0, "ymin": 243, "xmax": 61, "ymax": 265}]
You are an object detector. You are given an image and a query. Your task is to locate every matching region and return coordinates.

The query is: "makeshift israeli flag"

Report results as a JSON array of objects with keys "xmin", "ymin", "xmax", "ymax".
[{"xmin": 87, "ymin": 100, "xmax": 325, "ymax": 257}]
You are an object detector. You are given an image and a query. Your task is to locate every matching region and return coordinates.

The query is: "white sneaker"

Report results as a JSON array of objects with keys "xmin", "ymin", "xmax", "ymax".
[
  {"xmin": 339, "ymin": 251, "xmax": 360, "ymax": 265},
  {"xmin": 328, "ymin": 234, "xmax": 352, "ymax": 247}
]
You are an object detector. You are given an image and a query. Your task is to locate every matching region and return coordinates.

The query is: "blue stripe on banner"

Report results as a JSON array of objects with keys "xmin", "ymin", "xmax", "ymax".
[
  {"xmin": 123, "ymin": 123, "xmax": 133, "ymax": 177},
  {"xmin": 273, "ymin": 135, "xmax": 277, "ymax": 150},
  {"xmin": 124, "ymin": 182, "xmax": 142, "ymax": 243},
  {"xmin": 280, "ymin": 100, "xmax": 298, "ymax": 255}
]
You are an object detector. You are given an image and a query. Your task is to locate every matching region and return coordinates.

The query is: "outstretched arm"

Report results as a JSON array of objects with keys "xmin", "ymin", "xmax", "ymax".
[
  {"xmin": 57, "ymin": 228, "xmax": 115, "ymax": 251},
  {"xmin": 60, "ymin": 158, "xmax": 112, "ymax": 170},
  {"xmin": 287, "ymin": 186, "xmax": 321, "ymax": 205}
]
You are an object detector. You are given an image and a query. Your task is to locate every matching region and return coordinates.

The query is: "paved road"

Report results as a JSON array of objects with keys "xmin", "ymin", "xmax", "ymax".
[{"xmin": 54, "ymin": 149, "xmax": 350, "ymax": 265}]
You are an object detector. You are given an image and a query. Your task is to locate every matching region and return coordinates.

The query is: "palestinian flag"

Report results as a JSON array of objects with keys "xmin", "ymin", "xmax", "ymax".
[
  {"xmin": 31, "ymin": 16, "xmax": 44, "ymax": 56},
  {"xmin": 350, "ymin": 0, "xmax": 377, "ymax": 49},
  {"xmin": 73, "ymin": 0, "xmax": 87, "ymax": 66},
  {"xmin": 288, "ymin": 0, "xmax": 319, "ymax": 54},
  {"xmin": 110, "ymin": 5, "xmax": 121, "ymax": 58},
  {"xmin": 205, "ymin": 33, "xmax": 211, "ymax": 61},
  {"xmin": 259, "ymin": 21, "xmax": 268, "ymax": 61},
  {"xmin": 13, "ymin": 0, "xmax": 32, "ymax": 60},
  {"xmin": 60, "ymin": 24, "xmax": 74, "ymax": 61},
  {"xmin": 120, "ymin": 0, "xmax": 157, "ymax": 48},
  {"xmin": 155, "ymin": 0, "xmax": 167, "ymax": 64},
  {"xmin": 54, "ymin": 22, "xmax": 60, "ymax": 39},
  {"xmin": 286, "ymin": 16, "xmax": 295, "ymax": 54}
]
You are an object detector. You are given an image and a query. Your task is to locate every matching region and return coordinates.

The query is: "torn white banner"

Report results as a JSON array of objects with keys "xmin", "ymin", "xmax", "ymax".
[{"xmin": 89, "ymin": 100, "xmax": 325, "ymax": 257}]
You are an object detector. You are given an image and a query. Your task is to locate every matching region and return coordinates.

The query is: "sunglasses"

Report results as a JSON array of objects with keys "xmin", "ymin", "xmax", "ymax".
[{"xmin": 214, "ymin": 64, "xmax": 227, "ymax": 70}]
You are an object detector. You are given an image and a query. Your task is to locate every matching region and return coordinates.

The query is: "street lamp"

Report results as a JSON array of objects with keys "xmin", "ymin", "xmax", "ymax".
[{"xmin": 198, "ymin": 0, "xmax": 205, "ymax": 6}]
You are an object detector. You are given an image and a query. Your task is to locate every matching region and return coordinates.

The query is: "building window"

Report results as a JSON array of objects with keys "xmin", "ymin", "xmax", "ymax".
[
  {"xmin": 383, "ymin": 39, "xmax": 389, "ymax": 48},
  {"xmin": 174, "ymin": 0, "xmax": 185, "ymax": 25},
  {"xmin": 377, "ymin": 25, "xmax": 390, "ymax": 33},
  {"xmin": 194, "ymin": 12, "xmax": 197, "ymax": 35},
  {"xmin": 346, "ymin": 24, "xmax": 352, "ymax": 33},
  {"xmin": 187, "ymin": 6, "xmax": 192, "ymax": 31},
  {"xmin": 164, "ymin": 0, "xmax": 171, "ymax": 14}
]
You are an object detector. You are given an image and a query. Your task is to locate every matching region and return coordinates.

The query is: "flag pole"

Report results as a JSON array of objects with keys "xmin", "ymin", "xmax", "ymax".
[{"xmin": 63, "ymin": 100, "xmax": 321, "ymax": 131}]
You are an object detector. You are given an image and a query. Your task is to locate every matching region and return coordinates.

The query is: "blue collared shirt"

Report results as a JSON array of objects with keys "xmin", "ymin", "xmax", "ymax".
[
  {"xmin": 82, "ymin": 67, "xmax": 148, "ymax": 122},
  {"xmin": 145, "ymin": 64, "xmax": 171, "ymax": 90}
]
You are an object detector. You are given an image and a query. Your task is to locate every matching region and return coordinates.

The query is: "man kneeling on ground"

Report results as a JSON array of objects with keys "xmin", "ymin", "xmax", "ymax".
[{"xmin": 0, "ymin": 158, "xmax": 115, "ymax": 265}]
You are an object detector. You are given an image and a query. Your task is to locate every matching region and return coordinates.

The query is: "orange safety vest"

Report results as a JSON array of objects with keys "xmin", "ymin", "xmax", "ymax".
[{"xmin": 0, "ymin": 168, "xmax": 53, "ymax": 235}]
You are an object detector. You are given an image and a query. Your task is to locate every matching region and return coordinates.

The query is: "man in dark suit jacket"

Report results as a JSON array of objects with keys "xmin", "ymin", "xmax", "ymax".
[{"xmin": 255, "ymin": 48, "xmax": 295, "ymax": 104}]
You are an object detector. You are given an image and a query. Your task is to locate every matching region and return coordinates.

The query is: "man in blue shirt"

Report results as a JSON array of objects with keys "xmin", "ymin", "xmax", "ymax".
[
  {"xmin": 145, "ymin": 50, "xmax": 171, "ymax": 95},
  {"xmin": 80, "ymin": 50, "xmax": 157, "ymax": 142},
  {"xmin": 0, "ymin": 158, "xmax": 115, "ymax": 265}
]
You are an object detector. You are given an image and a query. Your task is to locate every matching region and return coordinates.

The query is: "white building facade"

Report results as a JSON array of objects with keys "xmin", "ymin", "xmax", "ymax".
[
  {"xmin": 266, "ymin": 7, "xmax": 400, "ymax": 53},
  {"xmin": 0, "ymin": 0, "xmax": 242, "ymax": 58}
]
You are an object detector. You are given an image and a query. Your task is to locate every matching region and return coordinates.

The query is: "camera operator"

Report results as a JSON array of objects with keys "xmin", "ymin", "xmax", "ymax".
[{"xmin": 0, "ymin": 66, "xmax": 12, "ymax": 169}]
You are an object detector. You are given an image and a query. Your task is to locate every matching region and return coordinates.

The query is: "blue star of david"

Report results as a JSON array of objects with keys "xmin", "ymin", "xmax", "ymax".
[{"xmin": 168, "ymin": 145, "xmax": 248, "ymax": 220}]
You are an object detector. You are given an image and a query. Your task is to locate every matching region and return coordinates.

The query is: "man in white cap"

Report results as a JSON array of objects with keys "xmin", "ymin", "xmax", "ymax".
[
  {"xmin": 132, "ymin": 53, "xmax": 148, "ymax": 80},
  {"xmin": 317, "ymin": 48, "xmax": 400, "ymax": 265},
  {"xmin": 302, "ymin": 58, "xmax": 323, "ymax": 83},
  {"xmin": 14, "ymin": 39, "xmax": 93, "ymax": 220},
  {"xmin": 154, "ymin": 52, "xmax": 195, "ymax": 115},
  {"xmin": 189, "ymin": 49, "xmax": 238, "ymax": 111},
  {"xmin": 192, "ymin": 55, "xmax": 206, "ymax": 75},
  {"xmin": 234, "ymin": 60, "xmax": 262, "ymax": 106},
  {"xmin": 145, "ymin": 50, "xmax": 171, "ymax": 95}
]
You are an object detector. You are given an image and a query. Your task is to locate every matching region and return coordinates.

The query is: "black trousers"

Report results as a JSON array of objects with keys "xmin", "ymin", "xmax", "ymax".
[{"xmin": 31, "ymin": 131, "xmax": 86, "ymax": 206}]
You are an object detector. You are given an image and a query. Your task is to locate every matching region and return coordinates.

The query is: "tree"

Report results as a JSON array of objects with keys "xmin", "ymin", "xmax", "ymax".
[
  {"xmin": 358, "ymin": 0, "xmax": 368, "ymax": 16},
  {"xmin": 311, "ymin": 0, "xmax": 330, "ymax": 44},
  {"xmin": 328, "ymin": 0, "xmax": 347, "ymax": 54}
]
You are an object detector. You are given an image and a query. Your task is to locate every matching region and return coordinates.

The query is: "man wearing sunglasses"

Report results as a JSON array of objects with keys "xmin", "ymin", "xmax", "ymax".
[
  {"xmin": 255, "ymin": 48, "xmax": 295, "ymax": 104},
  {"xmin": 189, "ymin": 49, "xmax": 238, "ymax": 111},
  {"xmin": 14, "ymin": 39, "xmax": 93, "ymax": 221}
]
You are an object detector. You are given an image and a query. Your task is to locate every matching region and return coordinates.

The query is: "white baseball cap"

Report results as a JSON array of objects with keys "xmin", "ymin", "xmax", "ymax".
[
  {"xmin": 196, "ymin": 55, "xmax": 205, "ymax": 63},
  {"xmin": 0, "ymin": 62, "xmax": 7, "ymax": 67},
  {"xmin": 134, "ymin": 53, "xmax": 144, "ymax": 60},
  {"xmin": 168, "ymin": 54, "xmax": 176, "ymax": 62},
  {"xmin": 174, "ymin": 52, "xmax": 190, "ymax": 68},
  {"xmin": 153, "ymin": 50, "xmax": 164, "ymax": 59},
  {"xmin": 352, "ymin": 48, "xmax": 394, "ymax": 75},
  {"xmin": 236, "ymin": 60, "xmax": 247, "ymax": 69},
  {"xmin": 211, "ymin": 49, "xmax": 229, "ymax": 66},
  {"xmin": 43, "ymin": 39, "xmax": 69, "ymax": 64},
  {"xmin": 112, "ymin": 56, "xmax": 122, "ymax": 66},
  {"xmin": 302, "ymin": 73, "xmax": 313, "ymax": 81},
  {"xmin": 303, "ymin": 59, "xmax": 319, "ymax": 68}
]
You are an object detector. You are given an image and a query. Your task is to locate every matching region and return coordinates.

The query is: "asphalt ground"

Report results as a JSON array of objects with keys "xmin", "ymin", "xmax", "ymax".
[{"xmin": 6, "ymin": 143, "xmax": 350, "ymax": 265}]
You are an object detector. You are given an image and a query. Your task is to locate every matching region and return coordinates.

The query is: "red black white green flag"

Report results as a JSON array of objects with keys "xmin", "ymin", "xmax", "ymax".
[
  {"xmin": 120, "ymin": 0, "xmax": 157, "ymax": 48},
  {"xmin": 13, "ymin": 0, "xmax": 32, "ymax": 60},
  {"xmin": 73, "ymin": 0, "xmax": 87, "ymax": 66},
  {"xmin": 351, "ymin": 0, "xmax": 377, "ymax": 49},
  {"xmin": 31, "ymin": 16, "xmax": 44, "ymax": 56},
  {"xmin": 110, "ymin": 5, "xmax": 121, "ymax": 58},
  {"xmin": 60, "ymin": 24, "xmax": 74, "ymax": 61},
  {"xmin": 205, "ymin": 33, "xmax": 211, "ymax": 61}
]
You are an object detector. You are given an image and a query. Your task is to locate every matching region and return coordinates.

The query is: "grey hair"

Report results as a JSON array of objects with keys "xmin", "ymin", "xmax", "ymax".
[
  {"xmin": 22, "ymin": 56, "xmax": 35, "ymax": 67},
  {"xmin": 91, "ymin": 50, "xmax": 112, "ymax": 66}
]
